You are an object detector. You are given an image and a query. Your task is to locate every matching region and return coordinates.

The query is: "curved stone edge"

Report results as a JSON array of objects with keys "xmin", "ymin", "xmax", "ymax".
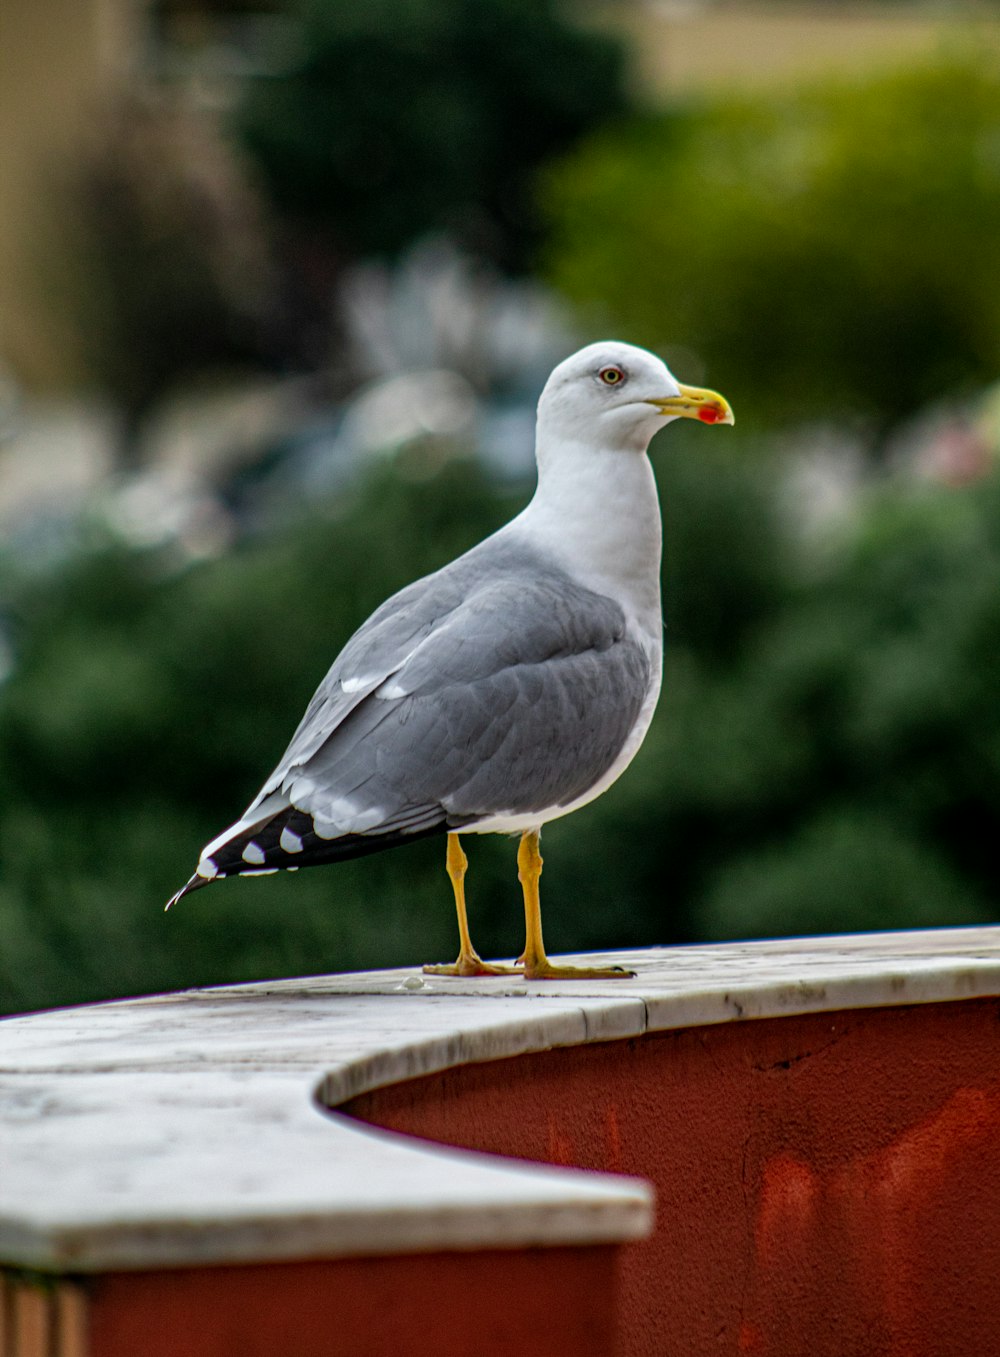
[
  {"xmin": 0, "ymin": 1173, "xmax": 654, "ymax": 1276},
  {"xmin": 0, "ymin": 1062, "xmax": 653, "ymax": 1274},
  {"xmin": 313, "ymin": 995, "xmax": 648, "ymax": 1107},
  {"xmin": 313, "ymin": 932, "xmax": 1000, "ymax": 1106},
  {"xmin": 4, "ymin": 928, "xmax": 1000, "ymax": 1273}
]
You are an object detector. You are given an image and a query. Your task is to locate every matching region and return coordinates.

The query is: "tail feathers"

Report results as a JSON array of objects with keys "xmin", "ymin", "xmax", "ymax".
[
  {"xmin": 165, "ymin": 872, "xmax": 212, "ymax": 911},
  {"xmin": 165, "ymin": 802, "xmax": 448, "ymax": 908}
]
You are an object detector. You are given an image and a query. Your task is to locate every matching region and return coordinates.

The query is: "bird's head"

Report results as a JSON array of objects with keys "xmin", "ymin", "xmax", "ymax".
[{"xmin": 536, "ymin": 341, "xmax": 734, "ymax": 453}]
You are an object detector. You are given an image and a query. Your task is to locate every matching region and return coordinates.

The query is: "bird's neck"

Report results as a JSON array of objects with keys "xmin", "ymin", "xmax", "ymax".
[{"xmin": 515, "ymin": 439, "xmax": 663, "ymax": 632}]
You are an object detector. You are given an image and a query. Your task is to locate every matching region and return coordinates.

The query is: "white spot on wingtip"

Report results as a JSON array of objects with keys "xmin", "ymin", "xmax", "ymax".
[
  {"xmin": 196, "ymin": 858, "xmax": 218, "ymax": 880},
  {"xmin": 340, "ymin": 675, "xmax": 374, "ymax": 694},
  {"xmin": 279, "ymin": 827, "xmax": 304, "ymax": 854},
  {"xmin": 242, "ymin": 841, "xmax": 266, "ymax": 866},
  {"xmin": 244, "ymin": 868, "xmax": 278, "ymax": 877}
]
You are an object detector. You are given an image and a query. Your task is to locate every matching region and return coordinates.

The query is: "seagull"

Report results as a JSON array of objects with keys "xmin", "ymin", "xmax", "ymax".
[{"xmin": 167, "ymin": 342, "xmax": 733, "ymax": 979}]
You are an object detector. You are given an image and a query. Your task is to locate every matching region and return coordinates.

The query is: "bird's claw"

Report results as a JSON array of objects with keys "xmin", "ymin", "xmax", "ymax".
[
  {"xmin": 523, "ymin": 962, "xmax": 635, "ymax": 980},
  {"xmin": 423, "ymin": 954, "xmax": 522, "ymax": 978}
]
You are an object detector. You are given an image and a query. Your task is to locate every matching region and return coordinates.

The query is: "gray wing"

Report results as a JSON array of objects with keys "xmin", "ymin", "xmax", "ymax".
[
  {"xmin": 189, "ymin": 534, "xmax": 652, "ymax": 885},
  {"xmin": 256, "ymin": 549, "xmax": 481, "ymax": 782}
]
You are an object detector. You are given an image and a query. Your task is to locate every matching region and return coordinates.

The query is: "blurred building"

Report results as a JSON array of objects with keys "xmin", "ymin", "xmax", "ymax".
[
  {"xmin": 0, "ymin": 0, "xmax": 284, "ymax": 396},
  {"xmin": 626, "ymin": 1, "xmax": 1000, "ymax": 100},
  {"xmin": 0, "ymin": 0, "xmax": 137, "ymax": 391}
]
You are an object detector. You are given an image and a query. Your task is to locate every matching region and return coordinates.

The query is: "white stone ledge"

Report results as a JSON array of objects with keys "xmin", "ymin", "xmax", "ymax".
[{"xmin": 2, "ymin": 927, "xmax": 999, "ymax": 1272}]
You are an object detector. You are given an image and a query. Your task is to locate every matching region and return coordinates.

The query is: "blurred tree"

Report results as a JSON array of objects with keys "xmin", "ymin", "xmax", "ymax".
[
  {"xmin": 72, "ymin": 99, "xmax": 277, "ymax": 467},
  {"xmin": 236, "ymin": 0, "xmax": 630, "ymax": 271},
  {"xmin": 544, "ymin": 53, "xmax": 1000, "ymax": 439},
  {"xmin": 1, "ymin": 445, "xmax": 998, "ymax": 1016},
  {"xmin": 61, "ymin": 0, "xmax": 631, "ymax": 468}
]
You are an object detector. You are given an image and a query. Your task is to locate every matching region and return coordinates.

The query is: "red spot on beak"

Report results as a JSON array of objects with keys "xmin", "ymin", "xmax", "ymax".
[{"xmin": 698, "ymin": 405, "xmax": 723, "ymax": 424}]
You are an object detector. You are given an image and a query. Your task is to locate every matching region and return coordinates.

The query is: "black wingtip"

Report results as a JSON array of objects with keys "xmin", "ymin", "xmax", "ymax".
[
  {"xmin": 165, "ymin": 811, "xmax": 450, "ymax": 911},
  {"xmin": 164, "ymin": 872, "xmax": 212, "ymax": 912},
  {"xmin": 208, "ymin": 807, "xmax": 449, "ymax": 879}
]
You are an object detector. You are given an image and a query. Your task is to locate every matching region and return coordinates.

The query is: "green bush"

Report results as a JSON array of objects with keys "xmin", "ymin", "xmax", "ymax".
[
  {"xmin": 1, "ymin": 448, "xmax": 997, "ymax": 1016},
  {"xmin": 544, "ymin": 53, "xmax": 1000, "ymax": 432},
  {"xmin": 0, "ymin": 464, "xmax": 522, "ymax": 1014}
]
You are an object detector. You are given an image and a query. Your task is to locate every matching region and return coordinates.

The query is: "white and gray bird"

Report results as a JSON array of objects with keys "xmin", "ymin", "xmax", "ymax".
[{"xmin": 167, "ymin": 341, "xmax": 733, "ymax": 979}]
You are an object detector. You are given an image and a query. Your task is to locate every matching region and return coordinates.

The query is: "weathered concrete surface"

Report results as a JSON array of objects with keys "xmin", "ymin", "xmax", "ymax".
[{"xmin": 3, "ymin": 929, "xmax": 1000, "ymax": 1355}]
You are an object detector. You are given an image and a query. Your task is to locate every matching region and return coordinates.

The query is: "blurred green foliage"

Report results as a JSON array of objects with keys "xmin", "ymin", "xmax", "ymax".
[
  {"xmin": 544, "ymin": 52, "xmax": 1000, "ymax": 433},
  {"xmin": 8, "ymin": 39, "xmax": 1000, "ymax": 1015},
  {"xmin": 237, "ymin": 0, "xmax": 630, "ymax": 268},
  {"xmin": 1, "ymin": 445, "xmax": 997, "ymax": 1016},
  {"xmin": 0, "ymin": 463, "xmax": 518, "ymax": 1015}
]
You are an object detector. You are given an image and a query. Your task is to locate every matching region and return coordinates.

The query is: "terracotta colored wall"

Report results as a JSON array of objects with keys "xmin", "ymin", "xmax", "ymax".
[
  {"xmin": 342, "ymin": 998, "xmax": 1000, "ymax": 1357},
  {"xmin": 83, "ymin": 1248, "xmax": 617, "ymax": 1357}
]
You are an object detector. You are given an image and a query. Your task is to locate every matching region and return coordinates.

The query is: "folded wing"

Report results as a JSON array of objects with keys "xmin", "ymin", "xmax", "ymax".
[{"xmin": 169, "ymin": 536, "xmax": 650, "ymax": 904}]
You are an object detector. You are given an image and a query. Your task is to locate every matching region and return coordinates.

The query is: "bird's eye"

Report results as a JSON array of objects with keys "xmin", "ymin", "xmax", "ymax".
[{"xmin": 598, "ymin": 366, "xmax": 625, "ymax": 386}]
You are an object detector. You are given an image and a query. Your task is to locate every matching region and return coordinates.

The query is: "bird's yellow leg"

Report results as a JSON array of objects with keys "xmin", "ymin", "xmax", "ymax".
[
  {"xmin": 517, "ymin": 830, "xmax": 634, "ymax": 980},
  {"xmin": 423, "ymin": 833, "xmax": 520, "ymax": 977}
]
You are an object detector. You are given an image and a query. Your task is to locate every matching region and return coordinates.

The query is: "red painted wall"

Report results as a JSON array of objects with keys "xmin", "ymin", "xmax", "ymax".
[
  {"xmin": 88, "ymin": 1247, "xmax": 618, "ymax": 1357},
  {"xmin": 343, "ymin": 998, "xmax": 1000, "ymax": 1357}
]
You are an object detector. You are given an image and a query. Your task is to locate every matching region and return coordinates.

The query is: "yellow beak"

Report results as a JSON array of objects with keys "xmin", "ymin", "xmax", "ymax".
[{"xmin": 646, "ymin": 383, "xmax": 734, "ymax": 426}]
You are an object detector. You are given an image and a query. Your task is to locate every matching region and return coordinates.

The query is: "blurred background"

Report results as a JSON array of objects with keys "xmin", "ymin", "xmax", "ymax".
[{"xmin": 1, "ymin": 0, "xmax": 999, "ymax": 1015}]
